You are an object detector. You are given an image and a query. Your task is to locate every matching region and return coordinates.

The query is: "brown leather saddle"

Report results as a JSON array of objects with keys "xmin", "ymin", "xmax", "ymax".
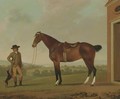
[
  {"xmin": 62, "ymin": 42, "xmax": 79, "ymax": 61},
  {"xmin": 63, "ymin": 41, "xmax": 79, "ymax": 49}
]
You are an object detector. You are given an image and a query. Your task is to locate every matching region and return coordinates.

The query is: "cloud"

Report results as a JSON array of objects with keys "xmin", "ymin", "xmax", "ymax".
[
  {"xmin": 8, "ymin": 9, "xmax": 32, "ymax": 24},
  {"xmin": 0, "ymin": 6, "xmax": 34, "ymax": 61},
  {"xmin": 42, "ymin": 0, "xmax": 90, "ymax": 14},
  {"xmin": 35, "ymin": 0, "xmax": 107, "ymax": 43}
]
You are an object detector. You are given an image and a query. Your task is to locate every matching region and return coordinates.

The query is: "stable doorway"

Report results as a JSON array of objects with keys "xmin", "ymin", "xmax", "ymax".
[{"xmin": 112, "ymin": 21, "xmax": 120, "ymax": 82}]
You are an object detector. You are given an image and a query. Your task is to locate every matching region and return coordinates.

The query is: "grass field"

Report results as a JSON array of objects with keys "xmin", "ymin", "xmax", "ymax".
[
  {"xmin": 0, "ymin": 65, "xmax": 120, "ymax": 99},
  {"xmin": 0, "ymin": 65, "xmax": 107, "ymax": 92}
]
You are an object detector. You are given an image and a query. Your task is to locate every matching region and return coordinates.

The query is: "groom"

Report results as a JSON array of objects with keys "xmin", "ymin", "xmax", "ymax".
[{"xmin": 5, "ymin": 45, "xmax": 23, "ymax": 87}]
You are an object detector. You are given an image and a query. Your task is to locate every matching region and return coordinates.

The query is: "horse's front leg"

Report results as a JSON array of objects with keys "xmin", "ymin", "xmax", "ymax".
[
  {"xmin": 55, "ymin": 71, "xmax": 62, "ymax": 86},
  {"xmin": 53, "ymin": 61, "xmax": 62, "ymax": 86}
]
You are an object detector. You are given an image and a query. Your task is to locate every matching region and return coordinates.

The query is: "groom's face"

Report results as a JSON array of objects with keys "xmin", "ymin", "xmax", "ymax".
[{"xmin": 13, "ymin": 48, "xmax": 18, "ymax": 52}]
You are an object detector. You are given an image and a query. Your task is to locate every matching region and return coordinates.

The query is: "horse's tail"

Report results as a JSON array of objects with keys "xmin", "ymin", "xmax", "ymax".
[{"xmin": 93, "ymin": 45, "xmax": 102, "ymax": 52}]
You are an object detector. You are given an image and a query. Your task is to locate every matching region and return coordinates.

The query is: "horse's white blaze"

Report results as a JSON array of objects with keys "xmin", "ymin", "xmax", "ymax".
[
  {"xmin": 91, "ymin": 76, "xmax": 96, "ymax": 85},
  {"xmin": 84, "ymin": 76, "xmax": 90, "ymax": 84},
  {"xmin": 55, "ymin": 80, "xmax": 59, "ymax": 86}
]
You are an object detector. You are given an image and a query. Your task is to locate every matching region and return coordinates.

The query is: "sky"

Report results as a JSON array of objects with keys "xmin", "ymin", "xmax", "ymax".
[{"xmin": 0, "ymin": 0, "xmax": 107, "ymax": 65}]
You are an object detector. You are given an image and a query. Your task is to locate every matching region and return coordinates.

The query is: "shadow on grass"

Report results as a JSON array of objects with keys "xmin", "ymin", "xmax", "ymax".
[
  {"xmin": 61, "ymin": 83, "xmax": 83, "ymax": 86},
  {"xmin": 22, "ymin": 83, "xmax": 43, "ymax": 86},
  {"xmin": 6, "ymin": 82, "xmax": 43, "ymax": 88},
  {"xmin": 95, "ymin": 82, "xmax": 119, "ymax": 86}
]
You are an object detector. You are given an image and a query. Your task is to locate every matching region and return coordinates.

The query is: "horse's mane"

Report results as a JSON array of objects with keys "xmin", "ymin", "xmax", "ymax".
[{"xmin": 41, "ymin": 33, "xmax": 60, "ymax": 43}]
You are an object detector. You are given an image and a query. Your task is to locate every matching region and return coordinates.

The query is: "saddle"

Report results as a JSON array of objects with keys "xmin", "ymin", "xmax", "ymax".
[
  {"xmin": 62, "ymin": 42, "xmax": 79, "ymax": 62},
  {"xmin": 63, "ymin": 41, "xmax": 79, "ymax": 48}
]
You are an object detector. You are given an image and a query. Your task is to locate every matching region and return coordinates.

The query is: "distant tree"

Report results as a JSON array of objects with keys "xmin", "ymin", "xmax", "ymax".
[
  {"xmin": 0, "ymin": 66, "xmax": 7, "ymax": 77},
  {"xmin": 62, "ymin": 67, "xmax": 73, "ymax": 75},
  {"xmin": 41, "ymin": 70, "xmax": 49, "ymax": 76},
  {"xmin": 22, "ymin": 69, "xmax": 27, "ymax": 76},
  {"xmin": 49, "ymin": 70, "xmax": 54, "ymax": 75},
  {"xmin": 33, "ymin": 69, "xmax": 40, "ymax": 77}
]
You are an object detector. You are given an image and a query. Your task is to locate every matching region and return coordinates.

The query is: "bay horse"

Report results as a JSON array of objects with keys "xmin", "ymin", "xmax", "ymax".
[{"xmin": 32, "ymin": 31, "xmax": 102, "ymax": 86}]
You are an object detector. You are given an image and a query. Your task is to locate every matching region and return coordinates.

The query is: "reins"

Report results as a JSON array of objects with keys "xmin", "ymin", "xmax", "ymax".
[{"xmin": 32, "ymin": 47, "xmax": 37, "ymax": 66}]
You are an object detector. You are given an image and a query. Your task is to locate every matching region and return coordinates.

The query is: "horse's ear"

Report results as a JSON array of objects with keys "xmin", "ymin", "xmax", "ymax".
[
  {"xmin": 37, "ymin": 31, "xmax": 41, "ymax": 34},
  {"xmin": 35, "ymin": 32, "xmax": 41, "ymax": 36}
]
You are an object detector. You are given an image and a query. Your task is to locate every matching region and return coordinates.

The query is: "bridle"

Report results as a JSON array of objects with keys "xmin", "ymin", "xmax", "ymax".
[
  {"xmin": 31, "ymin": 33, "xmax": 40, "ymax": 65},
  {"xmin": 31, "ymin": 46, "xmax": 37, "ymax": 66}
]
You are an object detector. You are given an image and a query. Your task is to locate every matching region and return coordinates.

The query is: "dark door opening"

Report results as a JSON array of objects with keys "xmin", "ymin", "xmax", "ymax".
[{"xmin": 114, "ymin": 22, "xmax": 120, "ymax": 82}]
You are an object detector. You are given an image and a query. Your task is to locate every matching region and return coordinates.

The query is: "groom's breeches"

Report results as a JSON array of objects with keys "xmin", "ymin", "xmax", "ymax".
[{"xmin": 13, "ymin": 66, "xmax": 23, "ymax": 81}]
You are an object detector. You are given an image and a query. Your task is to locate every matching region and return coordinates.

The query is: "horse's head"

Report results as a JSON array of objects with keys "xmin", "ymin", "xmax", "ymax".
[{"xmin": 32, "ymin": 32, "xmax": 42, "ymax": 48}]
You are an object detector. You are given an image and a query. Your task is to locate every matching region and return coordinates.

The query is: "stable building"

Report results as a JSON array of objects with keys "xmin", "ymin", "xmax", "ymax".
[{"xmin": 106, "ymin": 0, "xmax": 120, "ymax": 83}]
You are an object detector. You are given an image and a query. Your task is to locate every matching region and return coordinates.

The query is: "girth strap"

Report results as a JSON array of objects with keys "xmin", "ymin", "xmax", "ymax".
[{"xmin": 63, "ymin": 52, "xmax": 67, "ymax": 62}]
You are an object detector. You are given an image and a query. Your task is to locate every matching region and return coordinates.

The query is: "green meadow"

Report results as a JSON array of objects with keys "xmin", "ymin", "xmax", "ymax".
[{"xmin": 0, "ymin": 65, "xmax": 107, "ymax": 93}]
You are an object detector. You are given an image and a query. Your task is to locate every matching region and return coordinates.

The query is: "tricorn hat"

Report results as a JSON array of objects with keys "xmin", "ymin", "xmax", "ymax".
[{"xmin": 11, "ymin": 45, "xmax": 20, "ymax": 49}]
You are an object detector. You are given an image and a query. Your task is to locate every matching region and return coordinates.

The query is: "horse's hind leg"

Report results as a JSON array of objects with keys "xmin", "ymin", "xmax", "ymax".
[
  {"xmin": 91, "ymin": 67, "xmax": 97, "ymax": 85},
  {"xmin": 83, "ymin": 59, "xmax": 96, "ymax": 85},
  {"xmin": 82, "ymin": 55, "xmax": 96, "ymax": 85},
  {"xmin": 83, "ymin": 59, "xmax": 93, "ymax": 84},
  {"xmin": 80, "ymin": 43, "xmax": 97, "ymax": 86},
  {"xmin": 84, "ymin": 67, "xmax": 92, "ymax": 84}
]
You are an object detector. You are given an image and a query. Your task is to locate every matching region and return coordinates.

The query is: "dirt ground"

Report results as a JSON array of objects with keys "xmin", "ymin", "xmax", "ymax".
[{"xmin": 0, "ymin": 83, "xmax": 120, "ymax": 99}]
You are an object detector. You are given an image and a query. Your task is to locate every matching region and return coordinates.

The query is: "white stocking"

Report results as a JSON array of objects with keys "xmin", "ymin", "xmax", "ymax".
[
  {"xmin": 55, "ymin": 80, "xmax": 59, "ymax": 86},
  {"xmin": 91, "ymin": 76, "xmax": 96, "ymax": 85},
  {"xmin": 84, "ymin": 76, "xmax": 90, "ymax": 84}
]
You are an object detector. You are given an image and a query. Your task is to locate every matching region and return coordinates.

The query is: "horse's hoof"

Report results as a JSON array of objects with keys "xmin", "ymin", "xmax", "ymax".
[
  {"xmin": 55, "ymin": 80, "xmax": 59, "ymax": 86},
  {"xmin": 59, "ymin": 81, "xmax": 62, "ymax": 85},
  {"xmin": 55, "ymin": 83, "xmax": 58, "ymax": 86},
  {"xmin": 58, "ymin": 83, "xmax": 62, "ymax": 85},
  {"xmin": 91, "ymin": 84, "xmax": 94, "ymax": 86}
]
